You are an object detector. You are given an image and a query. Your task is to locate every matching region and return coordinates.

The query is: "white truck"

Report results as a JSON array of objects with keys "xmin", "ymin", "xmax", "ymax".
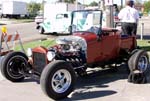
[
  {"xmin": 36, "ymin": 2, "xmax": 84, "ymax": 34},
  {"xmin": 1, "ymin": 1, "xmax": 28, "ymax": 18}
]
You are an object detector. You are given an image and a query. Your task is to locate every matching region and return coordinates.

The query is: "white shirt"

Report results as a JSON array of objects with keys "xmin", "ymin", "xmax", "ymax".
[{"xmin": 118, "ymin": 6, "xmax": 139, "ymax": 23}]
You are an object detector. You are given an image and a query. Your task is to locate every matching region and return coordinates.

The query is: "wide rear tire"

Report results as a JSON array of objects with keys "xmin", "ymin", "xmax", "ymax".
[
  {"xmin": 128, "ymin": 50, "xmax": 149, "ymax": 83},
  {"xmin": 128, "ymin": 50, "xmax": 149, "ymax": 73},
  {"xmin": 1, "ymin": 52, "xmax": 28, "ymax": 82},
  {"xmin": 40, "ymin": 60, "xmax": 76, "ymax": 100}
]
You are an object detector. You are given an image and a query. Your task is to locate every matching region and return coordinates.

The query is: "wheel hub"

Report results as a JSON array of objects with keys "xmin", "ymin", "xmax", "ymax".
[
  {"xmin": 138, "ymin": 56, "xmax": 148, "ymax": 72},
  {"xmin": 51, "ymin": 69, "xmax": 71, "ymax": 93}
]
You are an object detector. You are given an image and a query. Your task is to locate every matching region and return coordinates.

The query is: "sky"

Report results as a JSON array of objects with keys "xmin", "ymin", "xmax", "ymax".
[{"xmin": 0, "ymin": 0, "xmax": 146, "ymax": 5}]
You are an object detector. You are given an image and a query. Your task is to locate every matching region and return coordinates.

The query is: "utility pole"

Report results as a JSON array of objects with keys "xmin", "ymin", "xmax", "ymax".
[
  {"xmin": 105, "ymin": 0, "xmax": 114, "ymax": 27},
  {"xmin": 121, "ymin": 0, "xmax": 123, "ymax": 9},
  {"xmin": 76, "ymin": 0, "xmax": 78, "ymax": 10}
]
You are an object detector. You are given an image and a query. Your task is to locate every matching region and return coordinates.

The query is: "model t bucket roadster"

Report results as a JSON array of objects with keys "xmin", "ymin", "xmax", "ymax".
[{"xmin": 0, "ymin": 10, "xmax": 149, "ymax": 100}]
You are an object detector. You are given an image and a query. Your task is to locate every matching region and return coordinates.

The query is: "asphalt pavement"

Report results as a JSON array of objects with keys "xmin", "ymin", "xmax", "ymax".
[
  {"xmin": 0, "ymin": 72, "xmax": 3, "ymax": 81},
  {"xmin": 1, "ymin": 66, "xmax": 150, "ymax": 101}
]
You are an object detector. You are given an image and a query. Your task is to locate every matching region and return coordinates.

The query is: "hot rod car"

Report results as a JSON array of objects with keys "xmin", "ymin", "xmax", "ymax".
[{"xmin": 0, "ymin": 10, "xmax": 149, "ymax": 100}]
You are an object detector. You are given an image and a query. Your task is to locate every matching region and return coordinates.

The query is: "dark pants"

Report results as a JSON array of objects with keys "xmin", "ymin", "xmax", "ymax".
[{"xmin": 121, "ymin": 22, "xmax": 137, "ymax": 35}]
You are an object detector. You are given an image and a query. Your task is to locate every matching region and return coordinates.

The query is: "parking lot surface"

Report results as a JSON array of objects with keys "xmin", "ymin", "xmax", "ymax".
[{"xmin": 1, "ymin": 66, "xmax": 150, "ymax": 101}]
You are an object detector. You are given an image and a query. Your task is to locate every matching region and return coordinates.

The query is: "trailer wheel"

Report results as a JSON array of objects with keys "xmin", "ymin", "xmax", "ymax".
[
  {"xmin": 1, "ymin": 52, "xmax": 28, "ymax": 82},
  {"xmin": 128, "ymin": 50, "xmax": 149, "ymax": 83},
  {"xmin": 40, "ymin": 60, "xmax": 76, "ymax": 100},
  {"xmin": 38, "ymin": 27, "xmax": 44, "ymax": 34}
]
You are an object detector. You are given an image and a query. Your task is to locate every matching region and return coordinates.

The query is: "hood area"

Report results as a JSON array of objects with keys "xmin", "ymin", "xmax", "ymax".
[{"xmin": 56, "ymin": 35, "xmax": 87, "ymax": 51}]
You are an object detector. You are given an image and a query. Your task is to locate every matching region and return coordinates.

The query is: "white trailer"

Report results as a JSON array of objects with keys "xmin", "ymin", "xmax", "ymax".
[{"xmin": 2, "ymin": 1, "xmax": 27, "ymax": 18}]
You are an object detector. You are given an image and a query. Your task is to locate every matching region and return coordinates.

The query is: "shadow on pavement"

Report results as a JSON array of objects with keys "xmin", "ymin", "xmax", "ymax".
[
  {"xmin": 15, "ymin": 64, "xmax": 150, "ymax": 100},
  {"xmin": 62, "ymin": 64, "xmax": 128, "ymax": 100}
]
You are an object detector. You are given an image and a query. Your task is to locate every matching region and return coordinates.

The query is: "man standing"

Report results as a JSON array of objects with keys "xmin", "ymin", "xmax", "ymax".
[{"xmin": 118, "ymin": 0, "xmax": 139, "ymax": 35}]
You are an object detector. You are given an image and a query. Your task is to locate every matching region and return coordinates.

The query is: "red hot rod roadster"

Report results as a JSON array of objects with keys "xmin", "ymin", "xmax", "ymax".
[{"xmin": 0, "ymin": 10, "xmax": 149, "ymax": 100}]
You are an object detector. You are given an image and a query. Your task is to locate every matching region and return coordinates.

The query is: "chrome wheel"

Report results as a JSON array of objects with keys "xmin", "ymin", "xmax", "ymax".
[
  {"xmin": 51, "ymin": 69, "xmax": 72, "ymax": 93},
  {"xmin": 40, "ymin": 60, "xmax": 76, "ymax": 100},
  {"xmin": 138, "ymin": 55, "xmax": 149, "ymax": 72}
]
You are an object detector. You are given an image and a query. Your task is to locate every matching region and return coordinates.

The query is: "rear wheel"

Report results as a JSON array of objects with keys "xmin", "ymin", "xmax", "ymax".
[
  {"xmin": 1, "ymin": 52, "xmax": 28, "ymax": 82},
  {"xmin": 128, "ymin": 50, "xmax": 149, "ymax": 83},
  {"xmin": 128, "ymin": 50, "xmax": 149, "ymax": 73},
  {"xmin": 40, "ymin": 60, "xmax": 76, "ymax": 100}
]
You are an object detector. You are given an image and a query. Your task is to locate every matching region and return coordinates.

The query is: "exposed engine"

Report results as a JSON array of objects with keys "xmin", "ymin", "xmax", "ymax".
[
  {"xmin": 56, "ymin": 36, "xmax": 87, "ymax": 52},
  {"xmin": 51, "ymin": 36, "xmax": 87, "ymax": 69}
]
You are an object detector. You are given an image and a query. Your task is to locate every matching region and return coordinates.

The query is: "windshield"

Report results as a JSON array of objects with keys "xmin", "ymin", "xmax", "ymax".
[{"xmin": 71, "ymin": 10, "xmax": 102, "ymax": 34}]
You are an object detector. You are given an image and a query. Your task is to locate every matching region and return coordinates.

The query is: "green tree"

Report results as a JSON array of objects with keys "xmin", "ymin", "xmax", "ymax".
[
  {"xmin": 89, "ymin": 1, "xmax": 98, "ymax": 6},
  {"xmin": 143, "ymin": 1, "xmax": 150, "ymax": 13},
  {"xmin": 58, "ymin": 0, "xmax": 63, "ymax": 2},
  {"xmin": 135, "ymin": 0, "xmax": 142, "ymax": 7},
  {"xmin": 57, "ymin": 0, "xmax": 75, "ymax": 3},
  {"xmin": 64, "ymin": 0, "xmax": 75, "ymax": 3},
  {"xmin": 27, "ymin": 2, "xmax": 41, "ymax": 17},
  {"xmin": 135, "ymin": 0, "xmax": 141, "ymax": 4}
]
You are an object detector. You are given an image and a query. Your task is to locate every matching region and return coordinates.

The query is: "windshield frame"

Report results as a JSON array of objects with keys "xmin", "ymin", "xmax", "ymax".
[{"xmin": 70, "ymin": 9, "xmax": 103, "ymax": 35}]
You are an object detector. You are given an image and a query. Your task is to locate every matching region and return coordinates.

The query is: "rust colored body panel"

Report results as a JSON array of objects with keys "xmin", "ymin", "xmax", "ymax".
[
  {"xmin": 32, "ymin": 46, "xmax": 48, "ymax": 54},
  {"xmin": 74, "ymin": 29, "xmax": 121, "ymax": 63},
  {"xmin": 120, "ymin": 36, "xmax": 137, "ymax": 51}
]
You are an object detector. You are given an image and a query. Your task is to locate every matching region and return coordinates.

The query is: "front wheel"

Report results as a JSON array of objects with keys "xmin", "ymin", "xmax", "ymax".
[
  {"xmin": 40, "ymin": 60, "xmax": 76, "ymax": 100},
  {"xmin": 1, "ymin": 52, "xmax": 28, "ymax": 82}
]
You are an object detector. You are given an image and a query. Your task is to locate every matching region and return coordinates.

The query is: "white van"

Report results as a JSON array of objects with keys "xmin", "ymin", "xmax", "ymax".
[{"xmin": 36, "ymin": 12, "xmax": 71, "ymax": 34}]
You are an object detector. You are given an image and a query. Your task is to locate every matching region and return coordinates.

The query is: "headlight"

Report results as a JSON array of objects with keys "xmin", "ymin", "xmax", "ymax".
[
  {"xmin": 27, "ymin": 48, "xmax": 32, "ymax": 57},
  {"xmin": 47, "ymin": 51, "xmax": 55, "ymax": 61}
]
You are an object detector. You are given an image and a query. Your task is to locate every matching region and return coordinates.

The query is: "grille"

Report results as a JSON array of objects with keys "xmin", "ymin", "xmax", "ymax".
[{"xmin": 33, "ymin": 52, "xmax": 47, "ymax": 73}]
